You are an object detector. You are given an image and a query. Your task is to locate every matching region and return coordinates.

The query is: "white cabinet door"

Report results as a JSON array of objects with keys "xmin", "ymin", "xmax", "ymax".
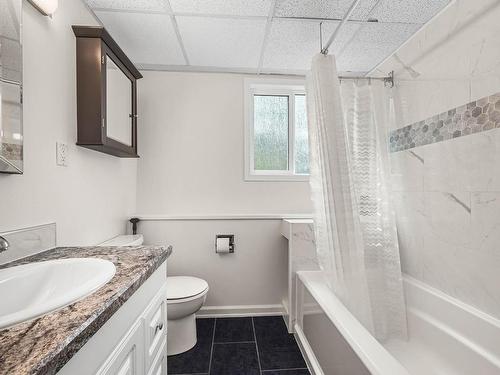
[
  {"xmin": 97, "ymin": 319, "xmax": 145, "ymax": 375},
  {"xmin": 115, "ymin": 352, "xmax": 134, "ymax": 375},
  {"xmin": 143, "ymin": 286, "xmax": 167, "ymax": 371},
  {"xmin": 147, "ymin": 340, "xmax": 167, "ymax": 375}
]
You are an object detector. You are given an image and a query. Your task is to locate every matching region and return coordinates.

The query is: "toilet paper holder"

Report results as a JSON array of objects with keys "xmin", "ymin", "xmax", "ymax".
[{"xmin": 215, "ymin": 234, "xmax": 235, "ymax": 254}]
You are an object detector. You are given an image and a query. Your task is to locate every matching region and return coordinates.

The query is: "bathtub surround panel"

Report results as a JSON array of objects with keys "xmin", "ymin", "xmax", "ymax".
[
  {"xmin": 371, "ymin": 0, "xmax": 500, "ymax": 321},
  {"xmin": 372, "ymin": 0, "xmax": 500, "ymax": 83},
  {"xmin": 0, "ymin": 245, "xmax": 171, "ymax": 375},
  {"xmin": 391, "ymin": 192, "xmax": 425, "ymax": 280},
  {"xmin": 390, "ymin": 131, "xmax": 500, "ymax": 319},
  {"xmin": 423, "ymin": 132, "xmax": 500, "ymax": 192},
  {"xmin": 389, "ymin": 149, "xmax": 425, "ymax": 192},
  {"xmin": 389, "ymin": 92, "xmax": 500, "ymax": 152}
]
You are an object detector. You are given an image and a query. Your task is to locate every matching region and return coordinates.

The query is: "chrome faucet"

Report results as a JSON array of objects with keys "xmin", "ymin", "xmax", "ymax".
[{"xmin": 0, "ymin": 236, "xmax": 9, "ymax": 253}]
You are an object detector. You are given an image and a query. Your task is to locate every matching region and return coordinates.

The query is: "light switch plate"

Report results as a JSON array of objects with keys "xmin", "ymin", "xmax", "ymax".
[{"xmin": 56, "ymin": 142, "xmax": 68, "ymax": 166}]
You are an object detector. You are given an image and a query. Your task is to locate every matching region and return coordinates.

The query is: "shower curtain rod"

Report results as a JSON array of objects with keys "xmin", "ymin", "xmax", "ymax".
[{"xmin": 338, "ymin": 72, "xmax": 395, "ymax": 87}]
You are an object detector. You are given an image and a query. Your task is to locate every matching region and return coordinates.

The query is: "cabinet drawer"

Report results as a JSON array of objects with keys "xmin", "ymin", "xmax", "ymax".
[
  {"xmin": 143, "ymin": 286, "xmax": 167, "ymax": 370},
  {"xmin": 147, "ymin": 339, "xmax": 167, "ymax": 375},
  {"xmin": 96, "ymin": 319, "xmax": 145, "ymax": 375}
]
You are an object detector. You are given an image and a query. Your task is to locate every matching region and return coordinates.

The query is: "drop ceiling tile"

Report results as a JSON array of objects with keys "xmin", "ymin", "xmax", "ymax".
[
  {"xmin": 169, "ymin": 0, "xmax": 272, "ymax": 16},
  {"xmin": 94, "ymin": 11, "xmax": 185, "ymax": 65},
  {"xmin": 337, "ymin": 23, "xmax": 421, "ymax": 73},
  {"xmin": 369, "ymin": 0, "xmax": 451, "ymax": 23},
  {"xmin": 177, "ymin": 16, "xmax": 267, "ymax": 68},
  {"xmin": 274, "ymin": 0, "xmax": 379, "ymax": 21},
  {"xmin": 262, "ymin": 19, "xmax": 360, "ymax": 71},
  {"xmin": 325, "ymin": 22, "xmax": 362, "ymax": 56},
  {"xmin": 86, "ymin": 0, "xmax": 167, "ymax": 12}
]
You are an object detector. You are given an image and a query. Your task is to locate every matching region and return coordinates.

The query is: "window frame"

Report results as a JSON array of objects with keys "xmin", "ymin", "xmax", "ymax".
[{"xmin": 244, "ymin": 78, "xmax": 309, "ymax": 182}]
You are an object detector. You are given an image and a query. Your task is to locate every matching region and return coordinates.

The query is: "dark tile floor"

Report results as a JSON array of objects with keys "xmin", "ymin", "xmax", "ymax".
[{"xmin": 168, "ymin": 316, "xmax": 310, "ymax": 375}]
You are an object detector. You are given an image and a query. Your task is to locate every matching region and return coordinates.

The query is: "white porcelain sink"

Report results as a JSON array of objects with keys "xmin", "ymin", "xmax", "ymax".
[{"xmin": 0, "ymin": 258, "xmax": 116, "ymax": 330}]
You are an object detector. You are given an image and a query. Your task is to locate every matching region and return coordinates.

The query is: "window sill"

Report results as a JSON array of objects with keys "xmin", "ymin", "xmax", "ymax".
[{"xmin": 244, "ymin": 173, "xmax": 310, "ymax": 182}]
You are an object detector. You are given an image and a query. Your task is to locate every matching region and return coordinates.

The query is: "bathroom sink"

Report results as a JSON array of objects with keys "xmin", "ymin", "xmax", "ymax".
[{"xmin": 0, "ymin": 258, "xmax": 116, "ymax": 330}]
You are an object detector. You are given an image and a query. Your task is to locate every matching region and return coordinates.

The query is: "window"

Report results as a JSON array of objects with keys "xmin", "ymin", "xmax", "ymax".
[{"xmin": 244, "ymin": 79, "xmax": 309, "ymax": 181}]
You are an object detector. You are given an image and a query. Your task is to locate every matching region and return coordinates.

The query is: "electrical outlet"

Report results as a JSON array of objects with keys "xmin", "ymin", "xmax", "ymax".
[{"xmin": 56, "ymin": 142, "xmax": 68, "ymax": 167}]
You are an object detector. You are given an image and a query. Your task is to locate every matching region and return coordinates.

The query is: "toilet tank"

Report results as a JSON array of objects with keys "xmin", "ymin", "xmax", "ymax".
[{"xmin": 99, "ymin": 234, "xmax": 144, "ymax": 246}]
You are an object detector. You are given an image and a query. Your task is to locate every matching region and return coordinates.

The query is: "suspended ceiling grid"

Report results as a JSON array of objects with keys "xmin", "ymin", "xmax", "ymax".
[{"xmin": 84, "ymin": 0, "xmax": 451, "ymax": 75}]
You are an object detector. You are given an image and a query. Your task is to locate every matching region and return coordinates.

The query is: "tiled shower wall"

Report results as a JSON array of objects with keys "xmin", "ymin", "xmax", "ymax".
[
  {"xmin": 378, "ymin": 0, "xmax": 500, "ymax": 321},
  {"xmin": 389, "ymin": 85, "xmax": 500, "ymax": 320},
  {"xmin": 389, "ymin": 93, "xmax": 500, "ymax": 152}
]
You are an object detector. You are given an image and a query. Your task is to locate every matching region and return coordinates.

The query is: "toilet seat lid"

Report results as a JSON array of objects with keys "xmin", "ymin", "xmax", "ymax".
[{"xmin": 167, "ymin": 276, "xmax": 209, "ymax": 300}]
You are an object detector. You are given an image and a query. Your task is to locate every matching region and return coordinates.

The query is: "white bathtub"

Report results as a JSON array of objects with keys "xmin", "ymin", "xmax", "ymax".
[{"xmin": 295, "ymin": 271, "xmax": 500, "ymax": 375}]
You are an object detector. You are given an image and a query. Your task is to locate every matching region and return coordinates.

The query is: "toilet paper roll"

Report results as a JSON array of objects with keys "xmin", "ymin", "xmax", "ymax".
[{"xmin": 216, "ymin": 237, "xmax": 231, "ymax": 253}]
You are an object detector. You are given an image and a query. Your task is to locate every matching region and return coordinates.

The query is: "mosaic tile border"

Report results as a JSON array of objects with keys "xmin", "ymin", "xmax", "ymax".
[
  {"xmin": 1, "ymin": 142, "xmax": 22, "ymax": 160},
  {"xmin": 389, "ymin": 92, "xmax": 500, "ymax": 152}
]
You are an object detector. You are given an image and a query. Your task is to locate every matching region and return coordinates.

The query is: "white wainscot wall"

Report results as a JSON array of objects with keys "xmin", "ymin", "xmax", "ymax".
[{"xmin": 139, "ymin": 219, "xmax": 289, "ymax": 315}]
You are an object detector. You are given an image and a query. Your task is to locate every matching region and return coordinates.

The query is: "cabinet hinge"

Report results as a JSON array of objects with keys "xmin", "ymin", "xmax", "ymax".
[
  {"xmin": 102, "ymin": 118, "xmax": 105, "ymax": 128},
  {"xmin": 101, "ymin": 56, "xmax": 105, "ymax": 65}
]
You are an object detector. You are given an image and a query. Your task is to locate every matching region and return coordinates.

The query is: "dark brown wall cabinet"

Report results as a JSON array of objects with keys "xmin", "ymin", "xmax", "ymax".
[{"xmin": 73, "ymin": 26, "xmax": 143, "ymax": 158}]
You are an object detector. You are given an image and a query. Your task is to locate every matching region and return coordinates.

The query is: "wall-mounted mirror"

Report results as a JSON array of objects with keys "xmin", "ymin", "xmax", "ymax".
[
  {"xmin": 106, "ymin": 55, "xmax": 133, "ymax": 147},
  {"xmin": 0, "ymin": 0, "xmax": 23, "ymax": 174}
]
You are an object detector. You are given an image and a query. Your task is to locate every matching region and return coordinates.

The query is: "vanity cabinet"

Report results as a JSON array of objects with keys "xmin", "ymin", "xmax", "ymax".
[
  {"xmin": 97, "ymin": 319, "xmax": 145, "ymax": 375},
  {"xmin": 57, "ymin": 263, "xmax": 167, "ymax": 375},
  {"xmin": 97, "ymin": 289, "xmax": 167, "ymax": 375},
  {"xmin": 72, "ymin": 26, "xmax": 142, "ymax": 158}
]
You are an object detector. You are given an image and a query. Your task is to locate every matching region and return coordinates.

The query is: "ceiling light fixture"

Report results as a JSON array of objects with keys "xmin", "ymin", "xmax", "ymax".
[{"xmin": 28, "ymin": 0, "xmax": 58, "ymax": 16}]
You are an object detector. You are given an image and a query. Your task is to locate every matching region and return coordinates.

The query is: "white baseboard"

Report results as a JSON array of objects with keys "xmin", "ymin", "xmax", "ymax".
[
  {"xmin": 294, "ymin": 323, "xmax": 324, "ymax": 375},
  {"xmin": 196, "ymin": 304, "xmax": 284, "ymax": 318}
]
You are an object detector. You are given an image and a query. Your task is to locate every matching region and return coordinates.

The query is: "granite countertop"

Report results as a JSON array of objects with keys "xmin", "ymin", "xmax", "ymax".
[{"xmin": 0, "ymin": 245, "xmax": 172, "ymax": 375}]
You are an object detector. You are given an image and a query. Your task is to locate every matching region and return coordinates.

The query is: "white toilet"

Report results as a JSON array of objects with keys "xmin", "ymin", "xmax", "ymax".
[
  {"xmin": 99, "ymin": 234, "xmax": 209, "ymax": 356},
  {"xmin": 166, "ymin": 276, "xmax": 209, "ymax": 355}
]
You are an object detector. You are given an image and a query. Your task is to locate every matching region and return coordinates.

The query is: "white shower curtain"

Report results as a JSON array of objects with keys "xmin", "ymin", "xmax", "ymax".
[{"xmin": 306, "ymin": 54, "xmax": 407, "ymax": 341}]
